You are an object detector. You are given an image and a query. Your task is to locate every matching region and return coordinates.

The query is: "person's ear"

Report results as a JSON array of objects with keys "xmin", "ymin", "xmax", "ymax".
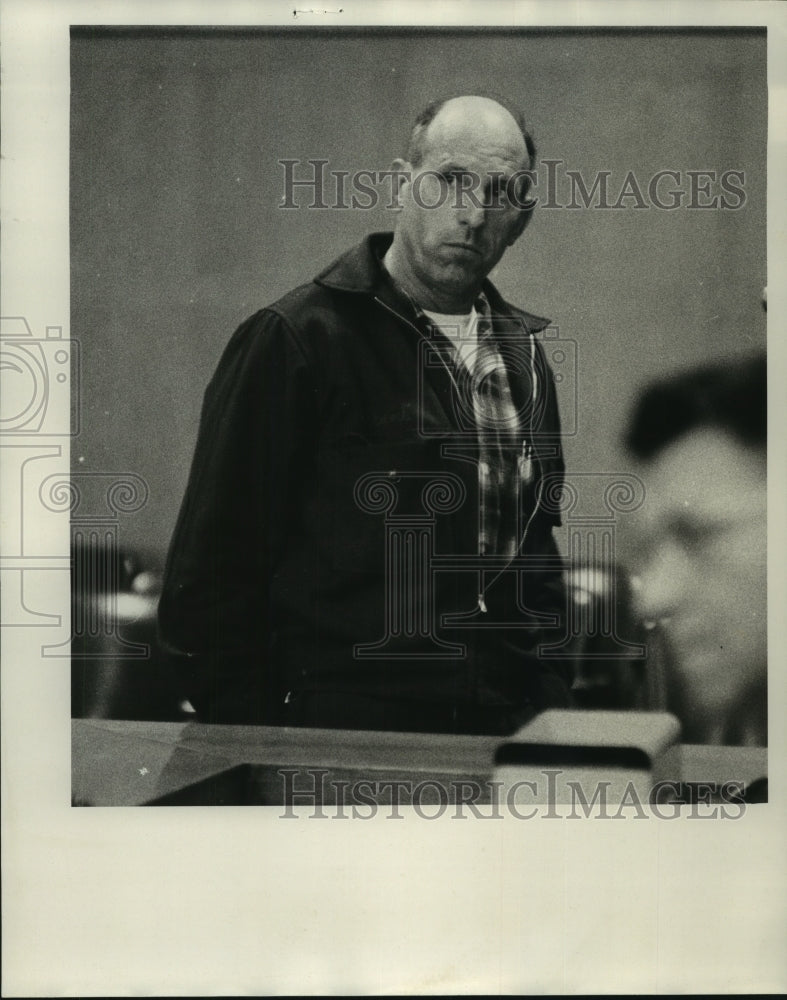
[{"xmin": 390, "ymin": 157, "xmax": 411, "ymax": 212}]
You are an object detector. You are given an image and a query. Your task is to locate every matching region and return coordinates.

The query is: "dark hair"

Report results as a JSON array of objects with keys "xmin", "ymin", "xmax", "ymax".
[
  {"xmin": 626, "ymin": 354, "xmax": 766, "ymax": 459},
  {"xmin": 406, "ymin": 94, "xmax": 537, "ymax": 174}
]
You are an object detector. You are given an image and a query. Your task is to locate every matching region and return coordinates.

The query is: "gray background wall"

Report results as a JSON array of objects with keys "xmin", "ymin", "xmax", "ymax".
[{"xmin": 70, "ymin": 27, "xmax": 766, "ymax": 561}]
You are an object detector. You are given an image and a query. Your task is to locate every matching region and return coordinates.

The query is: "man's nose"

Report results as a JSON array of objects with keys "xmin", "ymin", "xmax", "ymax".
[
  {"xmin": 457, "ymin": 188, "xmax": 487, "ymax": 229},
  {"xmin": 631, "ymin": 544, "xmax": 685, "ymax": 626}
]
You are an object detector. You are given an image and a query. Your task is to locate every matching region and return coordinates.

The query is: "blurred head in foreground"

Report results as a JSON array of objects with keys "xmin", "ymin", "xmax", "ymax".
[{"xmin": 625, "ymin": 354, "xmax": 766, "ymax": 745}]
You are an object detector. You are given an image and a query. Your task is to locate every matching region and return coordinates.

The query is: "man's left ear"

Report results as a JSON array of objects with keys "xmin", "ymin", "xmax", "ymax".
[{"xmin": 389, "ymin": 157, "xmax": 410, "ymax": 212}]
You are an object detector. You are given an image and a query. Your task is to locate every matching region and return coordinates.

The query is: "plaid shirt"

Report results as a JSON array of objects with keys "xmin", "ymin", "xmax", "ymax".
[
  {"xmin": 471, "ymin": 292, "xmax": 531, "ymax": 559},
  {"xmin": 387, "ymin": 275, "xmax": 533, "ymax": 560}
]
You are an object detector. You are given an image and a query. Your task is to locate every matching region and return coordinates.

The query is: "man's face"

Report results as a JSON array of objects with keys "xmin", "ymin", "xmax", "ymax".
[
  {"xmin": 630, "ymin": 428, "xmax": 767, "ymax": 742},
  {"xmin": 393, "ymin": 98, "xmax": 530, "ymax": 310}
]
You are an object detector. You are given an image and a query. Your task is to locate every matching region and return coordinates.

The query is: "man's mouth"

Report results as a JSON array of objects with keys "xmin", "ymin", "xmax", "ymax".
[{"xmin": 445, "ymin": 243, "xmax": 481, "ymax": 256}]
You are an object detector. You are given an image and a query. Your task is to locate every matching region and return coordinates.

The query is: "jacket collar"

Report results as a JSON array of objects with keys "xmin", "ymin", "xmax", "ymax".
[
  {"xmin": 314, "ymin": 231, "xmax": 392, "ymax": 295},
  {"xmin": 314, "ymin": 231, "xmax": 552, "ymax": 334}
]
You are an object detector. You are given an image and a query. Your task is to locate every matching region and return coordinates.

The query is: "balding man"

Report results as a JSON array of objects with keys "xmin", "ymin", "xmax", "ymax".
[{"xmin": 159, "ymin": 95, "xmax": 571, "ymax": 733}]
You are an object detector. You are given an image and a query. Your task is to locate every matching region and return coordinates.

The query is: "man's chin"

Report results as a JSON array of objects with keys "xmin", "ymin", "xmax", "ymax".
[{"xmin": 434, "ymin": 259, "xmax": 485, "ymax": 288}]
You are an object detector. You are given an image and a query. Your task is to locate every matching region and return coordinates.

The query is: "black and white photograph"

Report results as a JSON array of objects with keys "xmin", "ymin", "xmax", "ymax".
[{"xmin": 2, "ymin": 1, "xmax": 786, "ymax": 995}]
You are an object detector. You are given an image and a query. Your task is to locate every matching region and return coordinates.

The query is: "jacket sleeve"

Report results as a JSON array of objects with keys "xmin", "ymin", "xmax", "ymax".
[
  {"xmin": 157, "ymin": 309, "xmax": 317, "ymax": 722},
  {"xmin": 530, "ymin": 348, "xmax": 572, "ymax": 703},
  {"xmin": 523, "ymin": 511, "xmax": 573, "ymax": 707},
  {"xmin": 531, "ymin": 351, "xmax": 573, "ymax": 703}
]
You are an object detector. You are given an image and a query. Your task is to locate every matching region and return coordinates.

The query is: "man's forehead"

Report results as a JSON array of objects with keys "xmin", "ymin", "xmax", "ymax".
[
  {"xmin": 639, "ymin": 427, "xmax": 766, "ymax": 524},
  {"xmin": 421, "ymin": 99, "xmax": 528, "ymax": 170}
]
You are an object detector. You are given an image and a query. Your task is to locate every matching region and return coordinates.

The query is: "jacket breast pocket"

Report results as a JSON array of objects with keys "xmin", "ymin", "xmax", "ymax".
[{"xmin": 312, "ymin": 437, "xmax": 464, "ymax": 576}]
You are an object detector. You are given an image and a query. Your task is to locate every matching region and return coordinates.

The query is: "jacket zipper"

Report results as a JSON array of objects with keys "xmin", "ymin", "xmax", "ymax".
[
  {"xmin": 372, "ymin": 294, "xmax": 544, "ymax": 613},
  {"xmin": 373, "ymin": 295, "xmax": 463, "ymax": 398}
]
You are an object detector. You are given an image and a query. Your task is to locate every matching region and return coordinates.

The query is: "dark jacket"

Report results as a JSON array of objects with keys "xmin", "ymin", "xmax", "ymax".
[{"xmin": 159, "ymin": 233, "xmax": 570, "ymax": 726}]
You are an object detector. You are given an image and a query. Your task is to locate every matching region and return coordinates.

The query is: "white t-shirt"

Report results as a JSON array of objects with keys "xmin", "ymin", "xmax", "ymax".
[{"xmin": 422, "ymin": 306, "xmax": 479, "ymax": 373}]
